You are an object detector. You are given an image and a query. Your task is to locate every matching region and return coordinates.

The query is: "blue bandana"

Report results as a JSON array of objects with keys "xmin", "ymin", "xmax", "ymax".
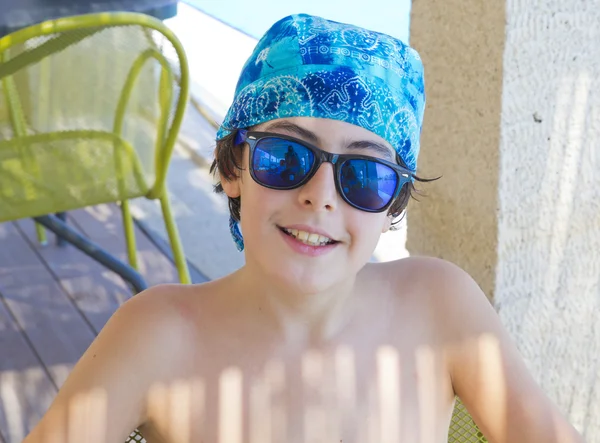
[{"xmin": 217, "ymin": 14, "xmax": 426, "ymax": 251}]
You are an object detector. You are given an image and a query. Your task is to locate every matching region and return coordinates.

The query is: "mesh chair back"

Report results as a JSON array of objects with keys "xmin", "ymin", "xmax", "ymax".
[
  {"xmin": 0, "ymin": 14, "xmax": 188, "ymax": 222},
  {"xmin": 449, "ymin": 397, "xmax": 488, "ymax": 442}
]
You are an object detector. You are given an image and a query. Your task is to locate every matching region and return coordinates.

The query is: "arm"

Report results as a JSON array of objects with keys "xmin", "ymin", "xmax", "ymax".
[
  {"xmin": 23, "ymin": 285, "xmax": 192, "ymax": 443},
  {"xmin": 430, "ymin": 259, "xmax": 583, "ymax": 443}
]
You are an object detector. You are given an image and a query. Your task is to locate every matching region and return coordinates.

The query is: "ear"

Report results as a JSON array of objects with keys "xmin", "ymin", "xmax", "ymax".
[
  {"xmin": 381, "ymin": 214, "xmax": 393, "ymax": 233},
  {"xmin": 221, "ymin": 174, "xmax": 241, "ymax": 198}
]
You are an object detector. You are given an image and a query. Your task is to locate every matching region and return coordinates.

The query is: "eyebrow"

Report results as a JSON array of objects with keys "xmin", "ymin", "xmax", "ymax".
[
  {"xmin": 346, "ymin": 140, "xmax": 395, "ymax": 161},
  {"xmin": 261, "ymin": 121, "xmax": 396, "ymax": 161},
  {"xmin": 262, "ymin": 120, "xmax": 321, "ymax": 144}
]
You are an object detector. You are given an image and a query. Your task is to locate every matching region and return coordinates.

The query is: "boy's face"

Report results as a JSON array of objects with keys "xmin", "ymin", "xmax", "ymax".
[{"xmin": 222, "ymin": 117, "xmax": 396, "ymax": 293}]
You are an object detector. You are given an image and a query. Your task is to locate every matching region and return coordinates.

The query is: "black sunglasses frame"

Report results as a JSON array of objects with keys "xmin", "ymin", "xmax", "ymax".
[{"xmin": 237, "ymin": 129, "xmax": 414, "ymax": 213}]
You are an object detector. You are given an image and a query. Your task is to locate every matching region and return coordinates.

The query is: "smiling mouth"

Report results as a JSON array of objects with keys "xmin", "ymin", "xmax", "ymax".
[{"xmin": 278, "ymin": 227, "xmax": 338, "ymax": 247}]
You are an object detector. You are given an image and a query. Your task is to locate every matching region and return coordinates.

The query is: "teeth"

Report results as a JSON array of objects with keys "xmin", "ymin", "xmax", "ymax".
[
  {"xmin": 284, "ymin": 228, "xmax": 333, "ymax": 246},
  {"xmin": 317, "ymin": 235, "xmax": 330, "ymax": 245}
]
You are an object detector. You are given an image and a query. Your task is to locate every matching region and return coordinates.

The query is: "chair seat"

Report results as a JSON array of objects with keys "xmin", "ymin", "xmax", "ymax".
[{"xmin": 0, "ymin": 130, "xmax": 150, "ymax": 222}]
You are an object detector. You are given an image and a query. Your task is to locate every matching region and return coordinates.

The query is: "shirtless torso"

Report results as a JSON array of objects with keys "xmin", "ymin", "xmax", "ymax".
[
  {"xmin": 26, "ymin": 257, "xmax": 473, "ymax": 443},
  {"xmin": 24, "ymin": 256, "xmax": 581, "ymax": 443},
  {"xmin": 138, "ymin": 259, "xmax": 456, "ymax": 443}
]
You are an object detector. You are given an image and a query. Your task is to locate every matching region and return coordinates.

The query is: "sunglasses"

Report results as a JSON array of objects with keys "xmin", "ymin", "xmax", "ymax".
[{"xmin": 235, "ymin": 129, "xmax": 414, "ymax": 213}]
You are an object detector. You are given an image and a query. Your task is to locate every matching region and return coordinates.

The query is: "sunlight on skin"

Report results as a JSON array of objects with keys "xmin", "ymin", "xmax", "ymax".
[
  {"xmin": 377, "ymin": 345, "xmax": 401, "ymax": 443},
  {"xmin": 302, "ymin": 349, "xmax": 327, "ymax": 442},
  {"xmin": 22, "ymin": 345, "xmax": 475, "ymax": 443},
  {"xmin": 193, "ymin": 378, "xmax": 207, "ymax": 441},
  {"xmin": 264, "ymin": 359, "xmax": 287, "ymax": 442},
  {"xmin": 366, "ymin": 375, "xmax": 380, "ymax": 443},
  {"xmin": 219, "ymin": 367, "xmax": 243, "ymax": 443},
  {"xmin": 168, "ymin": 379, "xmax": 194, "ymax": 443},
  {"xmin": 145, "ymin": 378, "xmax": 206, "ymax": 443},
  {"xmin": 249, "ymin": 359, "xmax": 294, "ymax": 443},
  {"xmin": 335, "ymin": 344, "xmax": 357, "ymax": 435},
  {"xmin": 67, "ymin": 388, "xmax": 107, "ymax": 443},
  {"xmin": 323, "ymin": 354, "xmax": 342, "ymax": 441},
  {"xmin": 147, "ymin": 382, "xmax": 170, "ymax": 436},
  {"xmin": 476, "ymin": 333, "xmax": 507, "ymax": 441},
  {"xmin": 416, "ymin": 346, "xmax": 436, "ymax": 443},
  {"xmin": 249, "ymin": 373, "xmax": 272, "ymax": 443}
]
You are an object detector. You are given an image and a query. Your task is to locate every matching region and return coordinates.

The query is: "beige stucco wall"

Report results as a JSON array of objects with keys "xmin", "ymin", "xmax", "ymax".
[
  {"xmin": 495, "ymin": 1, "xmax": 600, "ymax": 439},
  {"xmin": 406, "ymin": 1, "xmax": 506, "ymax": 299},
  {"xmin": 409, "ymin": 0, "xmax": 600, "ymax": 440}
]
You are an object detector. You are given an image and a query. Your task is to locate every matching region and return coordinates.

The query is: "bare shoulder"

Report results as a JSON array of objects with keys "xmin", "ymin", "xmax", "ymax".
[
  {"xmin": 23, "ymin": 283, "xmax": 208, "ymax": 443},
  {"xmin": 366, "ymin": 255, "xmax": 486, "ymax": 308},
  {"xmin": 362, "ymin": 256, "xmax": 494, "ymax": 359},
  {"xmin": 371, "ymin": 256, "xmax": 505, "ymax": 349},
  {"xmin": 372, "ymin": 258, "xmax": 583, "ymax": 442},
  {"xmin": 365, "ymin": 256, "xmax": 504, "ymax": 373}
]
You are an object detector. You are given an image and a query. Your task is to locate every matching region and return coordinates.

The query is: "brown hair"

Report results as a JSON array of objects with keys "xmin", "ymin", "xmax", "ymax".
[{"xmin": 209, "ymin": 129, "xmax": 436, "ymax": 230}]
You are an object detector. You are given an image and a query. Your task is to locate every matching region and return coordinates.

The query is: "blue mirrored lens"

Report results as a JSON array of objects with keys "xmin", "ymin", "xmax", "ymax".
[
  {"xmin": 340, "ymin": 159, "xmax": 398, "ymax": 210},
  {"xmin": 252, "ymin": 138, "xmax": 314, "ymax": 188}
]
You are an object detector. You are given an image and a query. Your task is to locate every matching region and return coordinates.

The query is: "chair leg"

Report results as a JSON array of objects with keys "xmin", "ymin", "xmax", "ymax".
[
  {"xmin": 35, "ymin": 222, "xmax": 48, "ymax": 246},
  {"xmin": 55, "ymin": 212, "xmax": 67, "ymax": 246},
  {"xmin": 34, "ymin": 214, "xmax": 147, "ymax": 294},
  {"xmin": 120, "ymin": 200, "xmax": 138, "ymax": 270},
  {"xmin": 159, "ymin": 192, "xmax": 191, "ymax": 284}
]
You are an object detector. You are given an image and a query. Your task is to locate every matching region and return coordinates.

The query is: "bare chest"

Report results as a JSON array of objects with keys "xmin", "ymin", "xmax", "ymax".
[{"xmin": 143, "ymin": 343, "xmax": 455, "ymax": 443}]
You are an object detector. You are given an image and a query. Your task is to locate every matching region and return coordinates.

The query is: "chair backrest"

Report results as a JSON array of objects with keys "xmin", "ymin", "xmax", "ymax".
[{"xmin": 0, "ymin": 13, "xmax": 189, "ymax": 222}]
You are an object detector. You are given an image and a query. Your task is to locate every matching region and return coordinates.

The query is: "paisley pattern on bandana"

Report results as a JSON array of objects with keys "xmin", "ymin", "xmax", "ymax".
[{"xmin": 217, "ymin": 13, "xmax": 426, "ymax": 172}]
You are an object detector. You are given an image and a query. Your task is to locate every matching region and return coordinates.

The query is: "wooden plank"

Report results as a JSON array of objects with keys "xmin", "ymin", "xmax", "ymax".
[
  {"xmin": 0, "ymin": 222, "xmax": 96, "ymax": 389},
  {"xmin": 0, "ymin": 220, "xmax": 87, "ymax": 443},
  {"xmin": 16, "ymin": 218, "xmax": 133, "ymax": 334},
  {"xmin": 0, "ymin": 293, "xmax": 57, "ymax": 443},
  {"xmin": 68, "ymin": 204, "xmax": 182, "ymax": 287},
  {"xmin": 0, "ymin": 205, "xmax": 194, "ymax": 442},
  {"xmin": 15, "ymin": 202, "xmax": 194, "ymax": 337}
]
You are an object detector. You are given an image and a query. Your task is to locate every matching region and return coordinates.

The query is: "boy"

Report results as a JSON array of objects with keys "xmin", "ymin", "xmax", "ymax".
[{"xmin": 24, "ymin": 13, "xmax": 583, "ymax": 443}]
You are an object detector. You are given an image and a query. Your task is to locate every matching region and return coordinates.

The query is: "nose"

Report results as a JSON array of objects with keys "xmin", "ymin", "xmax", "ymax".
[{"xmin": 297, "ymin": 162, "xmax": 338, "ymax": 212}]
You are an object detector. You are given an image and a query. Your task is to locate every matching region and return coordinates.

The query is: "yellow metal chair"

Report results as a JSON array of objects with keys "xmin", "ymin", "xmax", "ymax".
[
  {"xmin": 450, "ymin": 397, "xmax": 488, "ymax": 442},
  {"xmin": 0, "ymin": 12, "xmax": 191, "ymax": 284}
]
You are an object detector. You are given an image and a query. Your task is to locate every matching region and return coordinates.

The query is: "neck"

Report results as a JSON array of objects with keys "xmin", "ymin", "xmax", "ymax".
[{"xmin": 230, "ymin": 263, "xmax": 359, "ymax": 346}]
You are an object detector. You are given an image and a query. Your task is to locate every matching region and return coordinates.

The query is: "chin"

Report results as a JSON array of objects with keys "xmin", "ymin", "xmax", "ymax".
[
  {"xmin": 263, "ymin": 258, "xmax": 342, "ymax": 295},
  {"xmin": 244, "ymin": 232, "xmax": 368, "ymax": 293}
]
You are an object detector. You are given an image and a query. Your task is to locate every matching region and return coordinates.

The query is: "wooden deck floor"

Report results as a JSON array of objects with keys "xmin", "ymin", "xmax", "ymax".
[{"xmin": 0, "ymin": 204, "xmax": 206, "ymax": 443}]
